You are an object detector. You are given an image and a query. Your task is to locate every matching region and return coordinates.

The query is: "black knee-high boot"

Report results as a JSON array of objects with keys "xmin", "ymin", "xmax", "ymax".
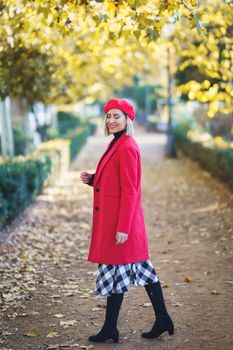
[
  {"xmin": 142, "ymin": 281, "xmax": 174, "ymax": 339},
  {"xmin": 89, "ymin": 292, "xmax": 124, "ymax": 343}
]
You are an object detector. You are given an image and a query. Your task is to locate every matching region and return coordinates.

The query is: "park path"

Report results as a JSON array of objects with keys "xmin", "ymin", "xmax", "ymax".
[{"xmin": 0, "ymin": 125, "xmax": 233, "ymax": 350}]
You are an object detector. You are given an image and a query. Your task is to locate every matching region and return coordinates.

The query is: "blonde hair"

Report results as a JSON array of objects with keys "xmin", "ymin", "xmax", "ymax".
[{"xmin": 104, "ymin": 112, "xmax": 135, "ymax": 137}]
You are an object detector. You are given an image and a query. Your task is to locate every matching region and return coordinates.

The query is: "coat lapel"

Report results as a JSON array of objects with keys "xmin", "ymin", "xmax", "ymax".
[{"xmin": 93, "ymin": 134, "xmax": 129, "ymax": 186}]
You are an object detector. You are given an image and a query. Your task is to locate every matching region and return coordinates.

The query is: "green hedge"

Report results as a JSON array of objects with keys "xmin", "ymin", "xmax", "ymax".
[
  {"xmin": 0, "ymin": 112, "xmax": 98, "ymax": 226},
  {"xmin": 47, "ymin": 125, "xmax": 96, "ymax": 161},
  {"xmin": 66, "ymin": 126, "xmax": 90, "ymax": 160},
  {"xmin": 57, "ymin": 111, "xmax": 83, "ymax": 134},
  {"xmin": 0, "ymin": 155, "xmax": 51, "ymax": 225},
  {"xmin": 174, "ymin": 125, "xmax": 233, "ymax": 189},
  {"xmin": 47, "ymin": 112, "xmax": 98, "ymax": 160}
]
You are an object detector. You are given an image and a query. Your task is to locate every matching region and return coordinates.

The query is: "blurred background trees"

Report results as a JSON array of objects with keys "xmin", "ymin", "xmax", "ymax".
[{"xmin": 0, "ymin": 0, "xmax": 232, "ymax": 209}]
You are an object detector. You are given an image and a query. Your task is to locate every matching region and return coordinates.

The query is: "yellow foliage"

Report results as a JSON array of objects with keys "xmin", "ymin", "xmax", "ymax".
[
  {"xmin": 173, "ymin": 0, "xmax": 233, "ymax": 117},
  {"xmin": 187, "ymin": 130, "xmax": 233, "ymax": 149},
  {"xmin": 1, "ymin": 0, "xmax": 231, "ymax": 118}
]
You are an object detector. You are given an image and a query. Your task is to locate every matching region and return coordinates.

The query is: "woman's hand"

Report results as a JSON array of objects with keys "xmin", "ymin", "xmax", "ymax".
[
  {"xmin": 80, "ymin": 171, "xmax": 92, "ymax": 184},
  {"xmin": 116, "ymin": 232, "xmax": 128, "ymax": 245}
]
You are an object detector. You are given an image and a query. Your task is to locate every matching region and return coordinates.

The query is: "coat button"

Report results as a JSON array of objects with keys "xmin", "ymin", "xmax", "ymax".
[
  {"xmin": 95, "ymin": 188, "xmax": 100, "ymax": 192},
  {"xmin": 95, "ymin": 206, "xmax": 99, "ymax": 211}
]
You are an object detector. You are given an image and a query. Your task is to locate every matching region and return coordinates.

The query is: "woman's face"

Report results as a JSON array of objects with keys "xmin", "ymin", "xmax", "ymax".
[{"xmin": 106, "ymin": 109, "xmax": 127, "ymax": 134}]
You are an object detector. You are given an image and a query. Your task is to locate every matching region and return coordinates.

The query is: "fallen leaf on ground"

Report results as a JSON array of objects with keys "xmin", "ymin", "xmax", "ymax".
[
  {"xmin": 46, "ymin": 343, "xmax": 80, "ymax": 349},
  {"xmin": 63, "ymin": 292, "xmax": 74, "ymax": 297},
  {"xmin": 191, "ymin": 203, "xmax": 219, "ymax": 213},
  {"xmin": 46, "ymin": 345, "xmax": 59, "ymax": 350},
  {"xmin": 92, "ymin": 307, "xmax": 103, "ymax": 311},
  {"xmin": 24, "ymin": 330, "xmax": 38, "ymax": 337},
  {"xmin": 96, "ymin": 303, "xmax": 106, "ymax": 308},
  {"xmin": 140, "ymin": 302, "xmax": 152, "ymax": 307},
  {"xmin": 54, "ymin": 314, "xmax": 65, "ymax": 318},
  {"xmin": 46, "ymin": 331, "xmax": 59, "ymax": 338},
  {"xmin": 211, "ymin": 290, "xmax": 220, "ymax": 295},
  {"xmin": 60, "ymin": 319, "xmax": 78, "ymax": 328},
  {"xmin": 184, "ymin": 276, "xmax": 192, "ymax": 283},
  {"xmin": 171, "ymin": 302, "xmax": 183, "ymax": 307}
]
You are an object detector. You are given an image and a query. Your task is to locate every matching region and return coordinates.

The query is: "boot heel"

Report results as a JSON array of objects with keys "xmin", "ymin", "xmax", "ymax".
[
  {"xmin": 113, "ymin": 336, "xmax": 119, "ymax": 343},
  {"xmin": 168, "ymin": 327, "xmax": 174, "ymax": 336}
]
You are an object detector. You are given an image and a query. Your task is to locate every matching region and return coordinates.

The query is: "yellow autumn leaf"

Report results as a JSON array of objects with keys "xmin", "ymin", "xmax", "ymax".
[
  {"xmin": 184, "ymin": 276, "xmax": 192, "ymax": 283},
  {"xmin": 46, "ymin": 331, "xmax": 59, "ymax": 338},
  {"xmin": 24, "ymin": 330, "xmax": 38, "ymax": 337}
]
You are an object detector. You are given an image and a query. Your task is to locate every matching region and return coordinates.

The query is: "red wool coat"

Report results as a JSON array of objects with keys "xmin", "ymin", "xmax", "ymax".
[{"xmin": 87, "ymin": 134, "xmax": 149, "ymax": 264}]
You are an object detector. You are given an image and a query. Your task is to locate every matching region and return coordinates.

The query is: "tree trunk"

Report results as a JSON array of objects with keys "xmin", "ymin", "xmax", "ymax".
[
  {"xmin": 0, "ymin": 97, "xmax": 14, "ymax": 158},
  {"xmin": 166, "ymin": 48, "xmax": 176, "ymax": 158}
]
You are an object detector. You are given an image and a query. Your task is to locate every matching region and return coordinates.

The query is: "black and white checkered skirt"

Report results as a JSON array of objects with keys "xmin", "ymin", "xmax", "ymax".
[{"xmin": 94, "ymin": 260, "xmax": 158, "ymax": 296}]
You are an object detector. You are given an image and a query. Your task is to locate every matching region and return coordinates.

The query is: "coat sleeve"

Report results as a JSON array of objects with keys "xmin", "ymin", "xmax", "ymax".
[{"xmin": 116, "ymin": 147, "xmax": 139, "ymax": 234}]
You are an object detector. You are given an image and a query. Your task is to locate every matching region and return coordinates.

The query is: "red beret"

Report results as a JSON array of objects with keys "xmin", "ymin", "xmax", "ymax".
[{"xmin": 103, "ymin": 98, "xmax": 135, "ymax": 121}]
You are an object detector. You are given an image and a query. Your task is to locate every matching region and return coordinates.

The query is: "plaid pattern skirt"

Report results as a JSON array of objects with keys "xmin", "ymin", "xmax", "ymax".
[{"xmin": 94, "ymin": 259, "xmax": 158, "ymax": 296}]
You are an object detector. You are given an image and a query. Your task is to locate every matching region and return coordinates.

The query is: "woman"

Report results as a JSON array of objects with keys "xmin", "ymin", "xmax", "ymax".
[{"xmin": 80, "ymin": 98, "xmax": 174, "ymax": 343}]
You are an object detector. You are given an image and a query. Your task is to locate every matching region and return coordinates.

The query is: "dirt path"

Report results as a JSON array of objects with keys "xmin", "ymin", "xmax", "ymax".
[{"xmin": 0, "ymin": 126, "xmax": 233, "ymax": 350}]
